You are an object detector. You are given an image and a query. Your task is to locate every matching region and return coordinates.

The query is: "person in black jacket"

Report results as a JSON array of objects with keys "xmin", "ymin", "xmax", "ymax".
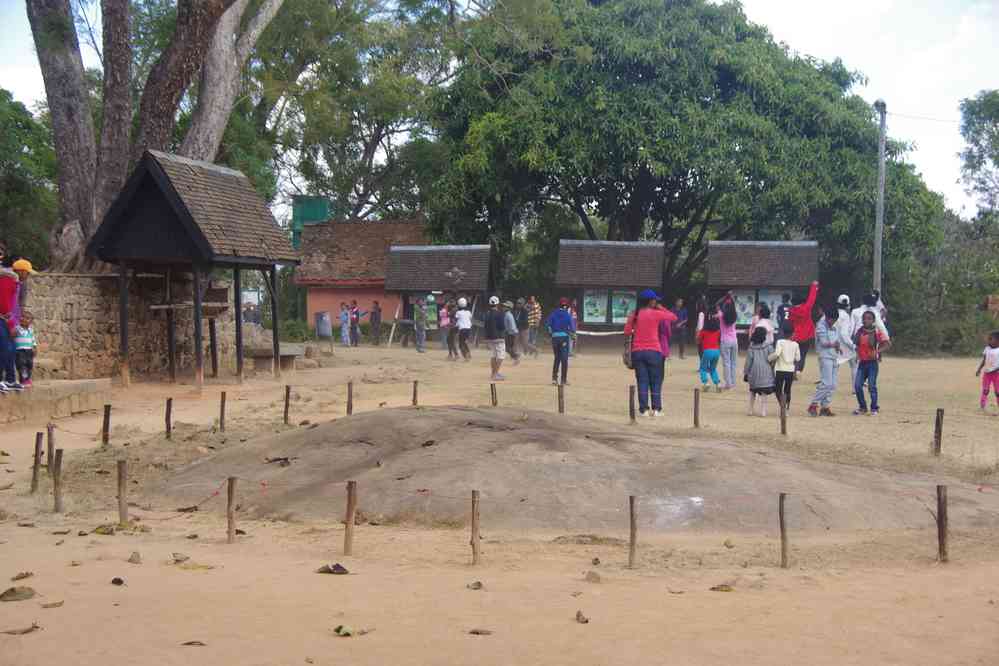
[{"xmin": 483, "ymin": 296, "xmax": 507, "ymax": 380}]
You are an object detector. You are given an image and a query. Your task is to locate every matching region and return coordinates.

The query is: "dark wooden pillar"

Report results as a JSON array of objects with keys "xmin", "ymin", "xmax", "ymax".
[
  {"xmin": 233, "ymin": 267, "xmax": 244, "ymax": 383},
  {"xmin": 166, "ymin": 268, "xmax": 177, "ymax": 382},
  {"xmin": 118, "ymin": 263, "xmax": 130, "ymax": 387},
  {"xmin": 269, "ymin": 265, "xmax": 281, "ymax": 379},
  {"xmin": 209, "ymin": 318, "xmax": 219, "ymax": 378},
  {"xmin": 193, "ymin": 267, "xmax": 205, "ymax": 388}
]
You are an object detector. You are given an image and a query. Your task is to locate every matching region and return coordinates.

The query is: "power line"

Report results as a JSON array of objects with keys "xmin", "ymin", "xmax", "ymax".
[{"xmin": 887, "ymin": 111, "xmax": 961, "ymax": 125}]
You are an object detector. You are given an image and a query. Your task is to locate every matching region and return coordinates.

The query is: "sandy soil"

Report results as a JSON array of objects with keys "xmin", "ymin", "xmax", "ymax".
[{"xmin": 3, "ymin": 345, "xmax": 999, "ymax": 664}]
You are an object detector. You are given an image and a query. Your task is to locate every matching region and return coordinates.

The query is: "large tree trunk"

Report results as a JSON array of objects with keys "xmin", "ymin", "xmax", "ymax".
[
  {"xmin": 94, "ymin": 0, "xmax": 132, "ymax": 222},
  {"xmin": 26, "ymin": 0, "xmax": 98, "ymax": 269},
  {"xmin": 180, "ymin": 0, "xmax": 285, "ymax": 161},
  {"xmin": 132, "ymin": 0, "xmax": 236, "ymax": 159}
]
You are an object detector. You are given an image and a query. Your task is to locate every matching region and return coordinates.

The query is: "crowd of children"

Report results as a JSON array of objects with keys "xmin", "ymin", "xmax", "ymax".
[{"xmin": 0, "ymin": 244, "xmax": 38, "ymax": 394}]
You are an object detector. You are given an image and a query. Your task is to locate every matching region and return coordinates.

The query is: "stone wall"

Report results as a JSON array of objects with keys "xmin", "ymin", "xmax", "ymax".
[{"xmin": 26, "ymin": 272, "xmax": 238, "ymax": 380}]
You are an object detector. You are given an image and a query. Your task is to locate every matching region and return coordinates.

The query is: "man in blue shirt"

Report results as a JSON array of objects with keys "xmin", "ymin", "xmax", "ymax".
[{"xmin": 546, "ymin": 297, "xmax": 576, "ymax": 385}]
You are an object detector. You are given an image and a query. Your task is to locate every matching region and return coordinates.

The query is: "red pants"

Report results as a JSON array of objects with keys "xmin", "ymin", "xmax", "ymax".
[{"xmin": 982, "ymin": 370, "xmax": 999, "ymax": 408}]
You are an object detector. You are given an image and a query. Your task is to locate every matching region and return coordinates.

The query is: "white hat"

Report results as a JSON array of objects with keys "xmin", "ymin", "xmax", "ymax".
[
  {"xmin": 488, "ymin": 296, "xmax": 500, "ymax": 306},
  {"xmin": 457, "ymin": 297, "xmax": 467, "ymax": 308},
  {"xmin": 837, "ymin": 294, "xmax": 850, "ymax": 306}
]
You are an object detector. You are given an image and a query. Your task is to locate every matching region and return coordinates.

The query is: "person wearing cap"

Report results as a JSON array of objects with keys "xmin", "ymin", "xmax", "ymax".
[
  {"xmin": 483, "ymin": 295, "xmax": 507, "ymax": 380},
  {"xmin": 835, "ymin": 294, "xmax": 857, "ymax": 380},
  {"xmin": 454, "ymin": 297, "xmax": 473, "ymax": 360},
  {"xmin": 545, "ymin": 297, "xmax": 576, "ymax": 385},
  {"xmin": 0, "ymin": 255, "xmax": 23, "ymax": 391},
  {"xmin": 624, "ymin": 289, "xmax": 677, "ymax": 417},
  {"xmin": 501, "ymin": 300, "xmax": 521, "ymax": 366}
]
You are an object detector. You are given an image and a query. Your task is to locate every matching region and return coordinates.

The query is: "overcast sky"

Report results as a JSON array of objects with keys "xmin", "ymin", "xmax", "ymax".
[{"xmin": 2, "ymin": 1, "xmax": 996, "ymax": 216}]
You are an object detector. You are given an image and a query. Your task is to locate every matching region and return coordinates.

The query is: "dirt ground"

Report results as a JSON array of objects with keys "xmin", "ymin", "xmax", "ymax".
[{"xmin": 3, "ymin": 344, "xmax": 999, "ymax": 664}]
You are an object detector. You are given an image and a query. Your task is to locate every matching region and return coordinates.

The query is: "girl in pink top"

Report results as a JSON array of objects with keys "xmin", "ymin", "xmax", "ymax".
[{"xmin": 717, "ymin": 293, "xmax": 739, "ymax": 389}]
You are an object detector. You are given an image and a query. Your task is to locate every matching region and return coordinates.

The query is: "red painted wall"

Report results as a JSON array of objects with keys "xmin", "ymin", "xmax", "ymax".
[{"xmin": 305, "ymin": 286, "xmax": 403, "ymax": 330}]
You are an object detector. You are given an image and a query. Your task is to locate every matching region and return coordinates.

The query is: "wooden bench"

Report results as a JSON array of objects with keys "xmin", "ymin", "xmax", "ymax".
[{"xmin": 244, "ymin": 343, "xmax": 306, "ymax": 374}]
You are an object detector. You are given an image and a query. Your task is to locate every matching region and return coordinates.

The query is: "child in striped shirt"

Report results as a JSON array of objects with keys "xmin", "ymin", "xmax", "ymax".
[{"xmin": 14, "ymin": 311, "xmax": 36, "ymax": 387}]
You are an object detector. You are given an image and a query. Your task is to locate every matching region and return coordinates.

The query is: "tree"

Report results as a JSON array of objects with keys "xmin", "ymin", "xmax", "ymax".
[
  {"xmin": 26, "ymin": 0, "xmax": 286, "ymax": 269},
  {"xmin": 959, "ymin": 89, "xmax": 999, "ymax": 212},
  {"xmin": 429, "ymin": 0, "xmax": 944, "ymax": 293},
  {"xmin": 0, "ymin": 89, "xmax": 59, "ymax": 266}
]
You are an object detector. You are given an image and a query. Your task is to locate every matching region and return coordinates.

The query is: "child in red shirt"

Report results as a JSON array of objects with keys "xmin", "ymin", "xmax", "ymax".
[
  {"xmin": 852, "ymin": 310, "xmax": 891, "ymax": 414},
  {"xmin": 696, "ymin": 316, "xmax": 722, "ymax": 391}
]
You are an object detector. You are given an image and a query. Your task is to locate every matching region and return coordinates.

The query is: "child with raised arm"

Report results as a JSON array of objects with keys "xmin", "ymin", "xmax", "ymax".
[{"xmin": 975, "ymin": 330, "xmax": 999, "ymax": 413}]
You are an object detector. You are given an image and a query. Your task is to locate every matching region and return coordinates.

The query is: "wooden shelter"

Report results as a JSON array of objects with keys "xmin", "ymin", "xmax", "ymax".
[
  {"xmin": 87, "ymin": 150, "xmax": 299, "ymax": 387},
  {"xmin": 555, "ymin": 240, "xmax": 664, "ymax": 330},
  {"xmin": 707, "ymin": 240, "xmax": 819, "ymax": 328}
]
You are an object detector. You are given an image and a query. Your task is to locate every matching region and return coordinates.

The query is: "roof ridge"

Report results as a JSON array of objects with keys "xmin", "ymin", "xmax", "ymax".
[{"xmin": 147, "ymin": 150, "xmax": 246, "ymax": 179}]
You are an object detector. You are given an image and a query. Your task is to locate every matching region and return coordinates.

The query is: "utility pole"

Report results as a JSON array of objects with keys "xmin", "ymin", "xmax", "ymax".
[{"xmin": 873, "ymin": 99, "xmax": 887, "ymax": 294}]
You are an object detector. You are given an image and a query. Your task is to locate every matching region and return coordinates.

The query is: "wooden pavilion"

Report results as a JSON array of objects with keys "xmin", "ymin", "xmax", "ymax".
[{"xmin": 86, "ymin": 150, "xmax": 299, "ymax": 387}]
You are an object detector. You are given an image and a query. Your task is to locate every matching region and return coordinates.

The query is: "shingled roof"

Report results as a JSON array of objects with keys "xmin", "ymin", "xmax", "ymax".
[
  {"xmin": 296, "ymin": 220, "xmax": 426, "ymax": 286},
  {"xmin": 707, "ymin": 241, "xmax": 818, "ymax": 287},
  {"xmin": 555, "ymin": 240, "xmax": 664, "ymax": 288},
  {"xmin": 88, "ymin": 150, "xmax": 298, "ymax": 266},
  {"xmin": 384, "ymin": 245, "xmax": 492, "ymax": 292}
]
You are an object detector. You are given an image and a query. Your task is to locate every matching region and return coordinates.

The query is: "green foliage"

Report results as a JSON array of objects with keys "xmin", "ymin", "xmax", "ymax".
[
  {"xmin": 0, "ymin": 89, "xmax": 58, "ymax": 266},
  {"xmin": 959, "ymin": 89, "xmax": 999, "ymax": 211}
]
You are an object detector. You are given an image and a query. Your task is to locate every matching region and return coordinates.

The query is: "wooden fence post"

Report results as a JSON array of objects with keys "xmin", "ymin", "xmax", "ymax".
[
  {"xmin": 347, "ymin": 382, "xmax": 354, "ymax": 415},
  {"xmin": 227, "ymin": 477, "xmax": 238, "ymax": 544},
  {"xmin": 628, "ymin": 495, "xmax": 637, "ymax": 568},
  {"xmin": 412, "ymin": 380, "xmax": 419, "ymax": 406},
  {"xmin": 933, "ymin": 408, "xmax": 944, "ymax": 456},
  {"xmin": 629, "ymin": 385, "xmax": 636, "ymax": 423},
  {"xmin": 283, "ymin": 385, "xmax": 291, "ymax": 425},
  {"xmin": 52, "ymin": 449, "xmax": 64, "ymax": 513},
  {"xmin": 490, "ymin": 383, "xmax": 498, "ymax": 407},
  {"xmin": 693, "ymin": 388, "xmax": 701, "ymax": 428},
  {"xmin": 117, "ymin": 459, "xmax": 128, "ymax": 526},
  {"xmin": 344, "ymin": 480, "xmax": 357, "ymax": 555},
  {"xmin": 936, "ymin": 485, "xmax": 948, "ymax": 563},
  {"xmin": 557, "ymin": 383, "xmax": 565, "ymax": 414},
  {"xmin": 219, "ymin": 391, "xmax": 227, "ymax": 432},
  {"xmin": 471, "ymin": 490, "xmax": 481, "ymax": 565},
  {"xmin": 101, "ymin": 404, "xmax": 111, "ymax": 446},
  {"xmin": 30, "ymin": 433, "xmax": 43, "ymax": 494},
  {"xmin": 46, "ymin": 423, "xmax": 55, "ymax": 477},
  {"xmin": 779, "ymin": 492, "xmax": 789, "ymax": 569},
  {"xmin": 165, "ymin": 398, "xmax": 173, "ymax": 440}
]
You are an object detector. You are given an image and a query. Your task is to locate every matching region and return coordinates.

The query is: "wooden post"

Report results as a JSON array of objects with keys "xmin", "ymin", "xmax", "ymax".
[
  {"xmin": 233, "ymin": 267, "xmax": 244, "ymax": 383},
  {"xmin": 208, "ymin": 318, "xmax": 219, "ymax": 379},
  {"xmin": 52, "ymin": 449, "xmax": 64, "ymax": 513},
  {"xmin": 46, "ymin": 423, "xmax": 55, "ymax": 477},
  {"xmin": 193, "ymin": 267, "xmax": 205, "ymax": 388},
  {"xmin": 101, "ymin": 404, "xmax": 111, "ymax": 446},
  {"xmin": 490, "ymin": 383, "xmax": 498, "ymax": 407},
  {"xmin": 387, "ymin": 303, "xmax": 401, "ymax": 346},
  {"xmin": 269, "ymin": 266, "xmax": 281, "ymax": 379},
  {"xmin": 117, "ymin": 459, "xmax": 128, "ymax": 526},
  {"xmin": 412, "ymin": 380, "xmax": 419, "ymax": 406},
  {"xmin": 283, "ymin": 385, "xmax": 291, "ymax": 425},
  {"xmin": 629, "ymin": 385, "xmax": 636, "ymax": 423},
  {"xmin": 226, "ymin": 477, "xmax": 237, "ymax": 544},
  {"xmin": 344, "ymin": 480, "xmax": 357, "ymax": 556},
  {"xmin": 933, "ymin": 408, "xmax": 944, "ymax": 456},
  {"xmin": 219, "ymin": 391, "xmax": 227, "ymax": 432},
  {"xmin": 347, "ymin": 381, "xmax": 354, "ymax": 415},
  {"xmin": 779, "ymin": 395, "xmax": 788, "ymax": 436},
  {"xmin": 936, "ymin": 485, "xmax": 948, "ymax": 563},
  {"xmin": 166, "ymin": 267, "xmax": 177, "ymax": 383},
  {"xmin": 779, "ymin": 492, "xmax": 789, "ymax": 569},
  {"xmin": 165, "ymin": 398, "xmax": 173, "ymax": 440},
  {"xmin": 693, "ymin": 388, "xmax": 701, "ymax": 428},
  {"xmin": 628, "ymin": 495, "xmax": 637, "ymax": 568},
  {"xmin": 557, "ymin": 383, "xmax": 565, "ymax": 414},
  {"xmin": 471, "ymin": 490, "xmax": 481, "ymax": 565},
  {"xmin": 118, "ymin": 263, "xmax": 130, "ymax": 388},
  {"xmin": 30, "ymin": 433, "xmax": 43, "ymax": 493}
]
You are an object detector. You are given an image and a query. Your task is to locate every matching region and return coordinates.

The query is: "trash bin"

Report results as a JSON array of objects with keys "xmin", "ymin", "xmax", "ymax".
[{"xmin": 315, "ymin": 311, "xmax": 333, "ymax": 338}]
